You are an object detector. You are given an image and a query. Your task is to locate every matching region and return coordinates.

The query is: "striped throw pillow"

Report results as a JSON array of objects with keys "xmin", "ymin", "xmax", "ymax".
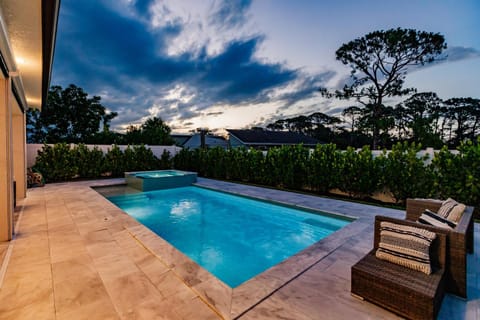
[
  {"xmin": 437, "ymin": 198, "xmax": 466, "ymax": 223},
  {"xmin": 376, "ymin": 221, "xmax": 436, "ymax": 274},
  {"xmin": 418, "ymin": 209, "xmax": 456, "ymax": 229}
]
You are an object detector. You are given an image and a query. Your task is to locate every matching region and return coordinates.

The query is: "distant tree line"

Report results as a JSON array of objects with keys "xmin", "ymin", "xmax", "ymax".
[
  {"xmin": 27, "ymin": 84, "xmax": 174, "ymax": 145},
  {"xmin": 265, "ymin": 92, "xmax": 480, "ymax": 149}
]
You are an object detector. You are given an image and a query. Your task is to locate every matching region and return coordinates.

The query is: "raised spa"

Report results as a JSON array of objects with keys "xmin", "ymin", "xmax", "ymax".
[{"xmin": 125, "ymin": 170, "xmax": 197, "ymax": 191}]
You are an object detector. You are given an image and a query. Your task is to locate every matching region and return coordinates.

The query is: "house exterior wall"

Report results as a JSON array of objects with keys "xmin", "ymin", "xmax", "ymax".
[
  {"xmin": 13, "ymin": 102, "xmax": 26, "ymax": 199},
  {"xmin": 229, "ymin": 135, "xmax": 245, "ymax": 148},
  {"xmin": 0, "ymin": 1, "xmax": 59, "ymax": 241},
  {"xmin": 0, "ymin": 76, "xmax": 14, "ymax": 240}
]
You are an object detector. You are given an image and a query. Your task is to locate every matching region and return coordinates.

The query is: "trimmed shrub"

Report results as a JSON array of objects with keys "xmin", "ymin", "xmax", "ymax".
[
  {"xmin": 72, "ymin": 144, "xmax": 105, "ymax": 178},
  {"xmin": 378, "ymin": 142, "xmax": 434, "ymax": 203},
  {"xmin": 263, "ymin": 147, "xmax": 284, "ymax": 187},
  {"xmin": 307, "ymin": 144, "xmax": 341, "ymax": 193},
  {"xmin": 123, "ymin": 145, "xmax": 159, "ymax": 171},
  {"xmin": 277, "ymin": 145, "xmax": 309, "ymax": 189},
  {"xmin": 34, "ymin": 143, "xmax": 78, "ymax": 182},
  {"xmin": 104, "ymin": 145, "xmax": 125, "ymax": 177},
  {"xmin": 338, "ymin": 146, "xmax": 380, "ymax": 199},
  {"xmin": 172, "ymin": 148, "xmax": 194, "ymax": 172},
  {"xmin": 246, "ymin": 148, "xmax": 265, "ymax": 184},
  {"xmin": 204, "ymin": 147, "xmax": 227, "ymax": 179},
  {"xmin": 158, "ymin": 150, "xmax": 173, "ymax": 169},
  {"xmin": 432, "ymin": 138, "xmax": 480, "ymax": 208}
]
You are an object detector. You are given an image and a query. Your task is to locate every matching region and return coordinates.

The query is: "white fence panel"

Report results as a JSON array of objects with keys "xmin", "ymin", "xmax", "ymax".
[{"xmin": 367, "ymin": 147, "xmax": 459, "ymax": 164}]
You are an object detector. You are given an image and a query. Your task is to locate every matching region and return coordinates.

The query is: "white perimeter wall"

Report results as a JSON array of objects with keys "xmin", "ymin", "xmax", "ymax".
[
  {"xmin": 27, "ymin": 144, "xmax": 182, "ymax": 168},
  {"xmin": 368, "ymin": 147, "xmax": 459, "ymax": 165}
]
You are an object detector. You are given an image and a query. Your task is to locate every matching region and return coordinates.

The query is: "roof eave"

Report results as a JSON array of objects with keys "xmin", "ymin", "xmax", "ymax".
[
  {"xmin": 41, "ymin": 0, "xmax": 61, "ymax": 111},
  {"xmin": 240, "ymin": 142, "xmax": 317, "ymax": 146}
]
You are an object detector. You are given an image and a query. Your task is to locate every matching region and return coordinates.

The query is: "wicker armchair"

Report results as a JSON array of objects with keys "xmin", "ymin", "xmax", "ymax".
[
  {"xmin": 351, "ymin": 216, "xmax": 447, "ymax": 320},
  {"xmin": 406, "ymin": 198, "xmax": 474, "ymax": 298}
]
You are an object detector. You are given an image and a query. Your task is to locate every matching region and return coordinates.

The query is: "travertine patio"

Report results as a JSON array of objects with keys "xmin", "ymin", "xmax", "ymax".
[{"xmin": 0, "ymin": 178, "xmax": 478, "ymax": 319}]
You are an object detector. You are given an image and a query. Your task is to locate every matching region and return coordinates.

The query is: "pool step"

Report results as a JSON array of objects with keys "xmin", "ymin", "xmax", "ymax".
[
  {"xmin": 108, "ymin": 193, "xmax": 149, "ymax": 204},
  {"xmin": 302, "ymin": 218, "xmax": 341, "ymax": 232}
]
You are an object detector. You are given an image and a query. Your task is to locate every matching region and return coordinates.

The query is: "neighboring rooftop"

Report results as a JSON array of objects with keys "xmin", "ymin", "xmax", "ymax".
[
  {"xmin": 171, "ymin": 134, "xmax": 192, "ymax": 146},
  {"xmin": 227, "ymin": 129, "xmax": 319, "ymax": 148},
  {"xmin": 171, "ymin": 133, "xmax": 228, "ymax": 149}
]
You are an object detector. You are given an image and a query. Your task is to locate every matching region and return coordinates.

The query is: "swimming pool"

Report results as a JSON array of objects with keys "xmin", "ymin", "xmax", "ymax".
[{"xmin": 108, "ymin": 186, "xmax": 351, "ymax": 287}]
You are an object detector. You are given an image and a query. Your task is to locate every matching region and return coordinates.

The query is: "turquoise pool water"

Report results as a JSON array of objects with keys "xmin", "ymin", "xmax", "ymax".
[
  {"xmin": 134, "ymin": 170, "xmax": 185, "ymax": 178},
  {"xmin": 108, "ymin": 186, "xmax": 350, "ymax": 287}
]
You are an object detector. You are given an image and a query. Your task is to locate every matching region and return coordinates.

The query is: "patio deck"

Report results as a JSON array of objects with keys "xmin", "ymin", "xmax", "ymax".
[{"xmin": 0, "ymin": 178, "xmax": 478, "ymax": 319}]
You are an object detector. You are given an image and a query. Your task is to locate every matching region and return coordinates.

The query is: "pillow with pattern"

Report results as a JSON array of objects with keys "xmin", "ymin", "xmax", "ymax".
[
  {"xmin": 437, "ymin": 198, "xmax": 465, "ymax": 223},
  {"xmin": 418, "ymin": 209, "xmax": 456, "ymax": 230},
  {"xmin": 376, "ymin": 221, "xmax": 436, "ymax": 274}
]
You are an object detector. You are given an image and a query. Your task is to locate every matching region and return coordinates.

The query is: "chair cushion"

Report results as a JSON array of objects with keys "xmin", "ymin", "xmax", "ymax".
[
  {"xmin": 437, "ymin": 198, "xmax": 465, "ymax": 223},
  {"xmin": 376, "ymin": 221, "xmax": 436, "ymax": 274},
  {"xmin": 418, "ymin": 209, "xmax": 456, "ymax": 229}
]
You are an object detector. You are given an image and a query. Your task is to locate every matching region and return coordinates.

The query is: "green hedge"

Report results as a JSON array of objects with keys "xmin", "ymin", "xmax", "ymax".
[
  {"xmin": 34, "ymin": 143, "xmax": 78, "ymax": 181},
  {"xmin": 377, "ymin": 142, "xmax": 434, "ymax": 203},
  {"xmin": 337, "ymin": 146, "xmax": 380, "ymax": 199},
  {"xmin": 34, "ymin": 143, "xmax": 172, "ymax": 182},
  {"xmin": 173, "ymin": 140, "xmax": 480, "ymax": 210},
  {"xmin": 33, "ymin": 140, "xmax": 480, "ymax": 212}
]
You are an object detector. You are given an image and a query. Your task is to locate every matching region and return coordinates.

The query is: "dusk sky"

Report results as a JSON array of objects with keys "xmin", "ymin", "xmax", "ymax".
[{"xmin": 52, "ymin": 0, "xmax": 480, "ymax": 134}]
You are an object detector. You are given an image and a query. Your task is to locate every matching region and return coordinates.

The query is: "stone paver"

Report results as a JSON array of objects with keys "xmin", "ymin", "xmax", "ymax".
[
  {"xmin": 0, "ymin": 179, "xmax": 219, "ymax": 320},
  {"xmin": 0, "ymin": 178, "xmax": 477, "ymax": 319}
]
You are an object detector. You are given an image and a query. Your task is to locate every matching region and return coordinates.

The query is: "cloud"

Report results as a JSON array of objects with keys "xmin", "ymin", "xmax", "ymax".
[
  {"xmin": 443, "ymin": 46, "xmax": 480, "ymax": 62},
  {"xmin": 401, "ymin": 46, "xmax": 480, "ymax": 74},
  {"xmin": 275, "ymin": 71, "xmax": 336, "ymax": 111},
  {"xmin": 206, "ymin": 111, "xmax": 224, "ymax": 116},
  {"xmin": 52, "ymin": 0, "xmax": 334, "ymax": 132},
  {"xmin": 209, "ymin": 0, "xmax": 252, "ymax": 29},
  {"xmin": 199, "ymin": 37, "xmax": 297, "ymax": 104},
  {"xmin": 325, "ymin": 107, "xmax": 346, "ymax": 116}
]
